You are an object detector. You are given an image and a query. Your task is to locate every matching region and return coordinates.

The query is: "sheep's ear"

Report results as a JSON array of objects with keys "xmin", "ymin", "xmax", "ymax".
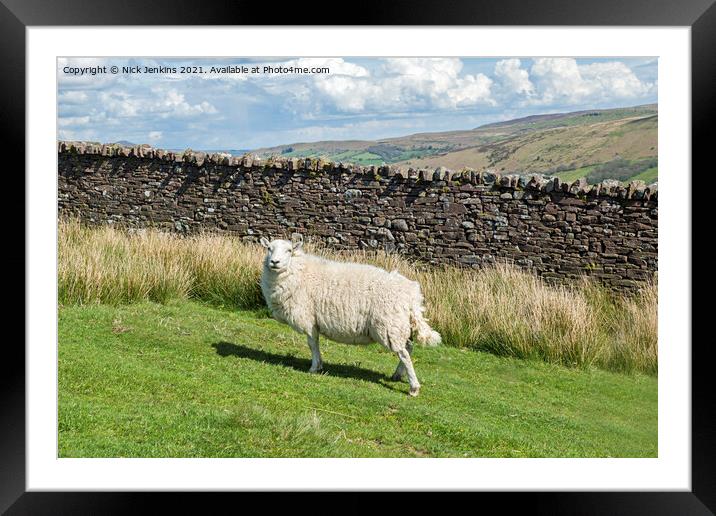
[
  {"xmin": 291, "ymin": 233, "xmax": 303, "ymax": 251},
  {"xmin": 259, "ymin": 237, "xmax": 270, "ymax": 248}
]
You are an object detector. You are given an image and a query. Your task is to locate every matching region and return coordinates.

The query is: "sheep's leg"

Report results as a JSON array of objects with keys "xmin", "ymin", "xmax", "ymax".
[
  {"xmin": 390, "ymin": 362, "xmax": 406, "ymax": 381},
  {"xmin": 307, "ymin": 331, "xmax": 323, "ymax": 373},
  {"xmin": 391, "ymin": 342, "xmax": 413, "ymax": 381},
  {"xmin": 396, "ymin": 345, "xmax": 420, "ymax": 396}
]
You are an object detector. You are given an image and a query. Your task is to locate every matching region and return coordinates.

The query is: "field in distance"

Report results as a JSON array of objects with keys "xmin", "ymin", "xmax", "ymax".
[{"xmin": 251, "ymin": 104, "xmax": 657, "ymax": 184}]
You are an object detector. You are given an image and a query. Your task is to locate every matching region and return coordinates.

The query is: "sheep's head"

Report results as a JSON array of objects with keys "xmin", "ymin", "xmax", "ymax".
[{"xmin": 260, "ymin": 234, "xmax": 303, "ymax": 273}]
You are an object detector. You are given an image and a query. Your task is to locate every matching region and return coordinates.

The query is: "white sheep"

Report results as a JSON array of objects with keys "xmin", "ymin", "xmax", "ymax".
[{"xmin": 259, "ymin": 235, "xmax": 441, "ymax": 396}]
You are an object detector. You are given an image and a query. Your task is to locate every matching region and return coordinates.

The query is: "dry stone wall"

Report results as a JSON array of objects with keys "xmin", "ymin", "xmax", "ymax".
[{"xmin": 58, "ymin": 142, "xmax": 658, "ymax": 290}]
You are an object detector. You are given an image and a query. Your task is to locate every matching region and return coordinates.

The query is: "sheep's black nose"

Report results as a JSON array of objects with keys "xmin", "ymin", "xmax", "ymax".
[{"xmin": 271, "ymin": 259, "xmax": 279, "ymax": 265}]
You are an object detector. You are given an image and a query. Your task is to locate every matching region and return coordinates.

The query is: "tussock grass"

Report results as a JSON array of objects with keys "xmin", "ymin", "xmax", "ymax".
[
  {"xmin": 59, "ymin": 218, "xmax": 263, "ymax": 309},
  {"xmin": 58, "ymin": 219, "xmax": 657, "ymax": 374}
]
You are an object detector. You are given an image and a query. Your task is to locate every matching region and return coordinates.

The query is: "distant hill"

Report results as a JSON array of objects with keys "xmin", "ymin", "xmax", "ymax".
[{"xmin": 251, "ymin": 104, "xmax": 657, "ymax": 183}]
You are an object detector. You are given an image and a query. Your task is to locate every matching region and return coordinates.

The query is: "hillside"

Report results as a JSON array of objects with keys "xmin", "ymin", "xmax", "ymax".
[{"xmin": 251, "ymin": 104, "xmax": 657, "ymax": 183}]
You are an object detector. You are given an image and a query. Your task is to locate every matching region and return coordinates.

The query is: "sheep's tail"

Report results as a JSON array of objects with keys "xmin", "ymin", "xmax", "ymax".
[{"xmin": 409, "ymin": 294, "xmax": 442, "ymax": 347}]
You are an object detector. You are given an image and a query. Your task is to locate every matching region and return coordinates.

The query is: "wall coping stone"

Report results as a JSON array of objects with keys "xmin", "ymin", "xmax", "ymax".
[{"xmin": 57, "ymin": 140, "xmax": 658, "ymax": 202}]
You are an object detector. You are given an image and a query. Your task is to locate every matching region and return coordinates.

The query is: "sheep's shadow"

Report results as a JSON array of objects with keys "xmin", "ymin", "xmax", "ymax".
[{"xmin": 211, "ymin": 341, "xmax": 401, "ymax": 391}]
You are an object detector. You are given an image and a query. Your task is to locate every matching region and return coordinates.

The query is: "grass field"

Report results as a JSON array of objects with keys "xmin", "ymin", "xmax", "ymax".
[
  {"xmin": 58, "ymin": 221, "xmax": 658, "ymax": 457},
  {"xmin": 59, "ymin": 300, "xmax": 658, "ymax": 458},
  {"xmin": 555, "ymin": 165, "xmax": 597, "ymax": 184}
]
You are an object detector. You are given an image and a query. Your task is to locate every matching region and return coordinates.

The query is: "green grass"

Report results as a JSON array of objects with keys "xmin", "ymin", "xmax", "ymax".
[
  {"xmin": 392, "ymin": 148, "xmax": 443, "ymax": 162},
  {"xmin": 555, "ymin": 165, "xmax": 597, "ymax": 184},
  {"xmin": 343, "ymin": 151, "xmax": 384, "ymax": 165},
  {"xmin": 271, "ymin": 147, "xmax": 443, "ymax": 165},
  {"xmin": 59, "ymin": 300, "xmax": 658, "ymax": 458},
  {"xmin": 556, "ymin": 163, "xmax": 658, "ymax": 185},
  {"xmin": 509, "ymin": 106, "xmax": 657, "ymax": 131},
  {"xmin": 280, "ymin": 149, "xmax": 385, "ymax": 166},
  {"xmin": 331, "ymin": 150, "xmax": 360, "ymax": 161},
  {"xmin": 631, "ymin": 166, "xmax": 658, "ymax": 184}
]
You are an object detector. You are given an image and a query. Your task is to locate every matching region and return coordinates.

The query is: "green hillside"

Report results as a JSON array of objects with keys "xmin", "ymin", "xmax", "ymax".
[{"xmin": 251, "ymin": 105, "xmax": 657, "ymax": 182}]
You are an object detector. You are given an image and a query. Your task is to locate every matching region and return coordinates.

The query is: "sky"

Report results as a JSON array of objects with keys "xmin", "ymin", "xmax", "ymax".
[{"xmin": 57, "ymin": 57, "xmax": 657, "ymax": 150}]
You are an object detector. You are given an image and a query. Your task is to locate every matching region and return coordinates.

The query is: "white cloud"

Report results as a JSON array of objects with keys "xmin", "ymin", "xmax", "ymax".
[
  {"xmin": 528, "ymin": 58, "xmax": 654, "ymax": 105},
  {"xmin": 530, "ymin": 58, "xmax": 587, "ymax": 104},
  {"xmin": 311, "ymin": 58, "xmax": 495, "ymax": 114},
  {"xmin": 579, "ymin": 61, "xmax": 654, "ymax": 99},
  {"xmin": 156, "ymin": 89, "xmax": 218, "ymax": 117},
  {"xmin": 58, "ymin": 116, "xmax": 90, "ymax": 127},
  {"xmin": 313, "ymin": 76, "xmax": 380, "ymax": 112},
  {"xmin": 445, "ymin": 73, "xmax": 494, "ymax": 108},
  {"xmin": 58, "ymin": 91, "xmax": 89, "ymax": 104},
  {"xmin": 98, "ymin": 88, "xmax": 217, "ymax": 119},
  {"xmin": 494, "ymin": 59, "xmax": 535, "ymax": 97},
  {"xmin": 148, "ymin": 131, "xmax": 162, "ymax": 141},
  {"xmin": 99, "ymin": 91, "xmax": 139, "ymax": 117}
]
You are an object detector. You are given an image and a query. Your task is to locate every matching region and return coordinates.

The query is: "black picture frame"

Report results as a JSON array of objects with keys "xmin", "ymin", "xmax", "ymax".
[{"xmin": 3, "ymin": 0, "xmax": 711, "ymax": 513}]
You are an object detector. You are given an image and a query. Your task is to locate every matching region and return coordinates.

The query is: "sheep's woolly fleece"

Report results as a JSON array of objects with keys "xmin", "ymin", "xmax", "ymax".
[{"xmin": 260, "ymin": 240, "xmax": 441, "ymax": 350}]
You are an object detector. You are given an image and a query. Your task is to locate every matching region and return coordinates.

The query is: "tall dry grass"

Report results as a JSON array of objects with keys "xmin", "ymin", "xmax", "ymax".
[
  {"xmin": 59, "ymin": 218, "xmax": 263, "ymax": 309},
  {"xmin": 58, "ymin": 219, "xmax": 657, "ymax": 374}
]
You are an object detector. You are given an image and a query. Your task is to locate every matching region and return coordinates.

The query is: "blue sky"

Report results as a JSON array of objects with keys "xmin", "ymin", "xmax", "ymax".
[{"xmin": 58, "ymin": 57, "xmax": 657, "ymax": 150}]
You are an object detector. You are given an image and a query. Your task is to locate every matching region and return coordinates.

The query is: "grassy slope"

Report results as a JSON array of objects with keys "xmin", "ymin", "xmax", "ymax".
[
  {"xmin": 249, "ymin": 105, "xmax": 657, "ymax": 182},
  {"xmin": 59, "ymin": 300, "xmax": 657, "ymax": 458},
  {"xmin": 398, "ymin": 115, "xmax": 657, "ymax": 175},
  {"xmin": 555, "ymin": 165, "xmax": 597, "ymax": 184},
  {"xmin": 555, "ymin": 163, "xmax": 658, "ymax": 186},
  {"xmin": 631, "ymin": 166, "xmax": 658, "ymax": 184}
]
